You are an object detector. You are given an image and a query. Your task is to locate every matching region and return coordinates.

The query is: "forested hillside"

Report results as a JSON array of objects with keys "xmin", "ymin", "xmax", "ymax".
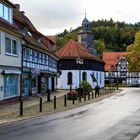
[{"xmin": 56, "ymin": 19, "xmax": 140, "ymax": 52}]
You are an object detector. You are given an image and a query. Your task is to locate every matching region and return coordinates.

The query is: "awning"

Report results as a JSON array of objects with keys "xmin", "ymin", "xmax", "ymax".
[{"xmin": 40, "ymin": 70, "xmax": 59, "ymax": 77}]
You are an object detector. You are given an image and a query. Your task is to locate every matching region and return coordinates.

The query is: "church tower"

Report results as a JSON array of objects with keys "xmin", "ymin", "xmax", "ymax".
[{"xmin": 78, "ymin": 13, "xmax": 97, "ymax": 56}]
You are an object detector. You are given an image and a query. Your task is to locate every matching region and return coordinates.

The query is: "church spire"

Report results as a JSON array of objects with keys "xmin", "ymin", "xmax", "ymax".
[
  {"xmin": 78, "ymin": 13, "xmax": 97, "ymax": 56},
  {"xmin": 85, "ymin": 9, "xmax": 86, "ymax": 18},
  {"xmin": 82, "ymin": 11, "xmax": 89, "ymax": 31}
]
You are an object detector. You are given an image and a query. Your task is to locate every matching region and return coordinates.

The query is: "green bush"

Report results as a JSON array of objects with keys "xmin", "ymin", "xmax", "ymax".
[{"xmin": 80, "ymin": 81, "xmax": 92, "ymax": 92}]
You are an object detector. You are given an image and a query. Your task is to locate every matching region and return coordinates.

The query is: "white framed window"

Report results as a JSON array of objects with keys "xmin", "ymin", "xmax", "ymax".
[
  {"xmin": 37, "ymin": 52, "xmax": 40, "ymax": 62},
  {"xmin": 39, "ymin": 53, "xmax": 41, "ymax": 64},
  {"xmin": 0, "ymin": 3, "xmax": 13, "ymax": 24},
  {"xmin": 42, "ymin": 54, "xmax": 45, "ymax": 64},
  {"xmin": 5, "ymin": 36, "xmax": 18, "ymax": 56},
  {"xmin": 23, "ymin": 47, "xmax": 26, "ymax": 60},
  {"xmin": 39, "ymin": 53, "xmax": 43, "ymax": 64},
  {"xmin": 30, "ymin": 49, "xmax": 32, "ymax": 61},
  {"xmin": 35, "ymin": 51, "xmax": 37, "ymax": 62},
  {"xmin": 0, "ymin": 3, "xmax": 3, "ymax": 17},
  {"xmin": 26, "ymin": 49, "xmax": 30, "ymax": 60},
  {"xmin": 45, "ymin": 55, "xmax": 48, "ymax": 65},
  {"xmin": 32, "ymin": 50, "xmax": 35, "ymax": 62}
]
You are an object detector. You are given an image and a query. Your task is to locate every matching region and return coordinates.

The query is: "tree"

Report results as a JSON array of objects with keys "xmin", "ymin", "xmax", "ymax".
[
  {"xmin": 126, "ymin": 31, "xmax": 140, "ymax": 71},
  {"xmin": 56, "ymin": 19, "xmax": 140, "ymax": 51},
  {"xmin": 94, "ymin": 40, "xmax": 105, "ymax": 58}
]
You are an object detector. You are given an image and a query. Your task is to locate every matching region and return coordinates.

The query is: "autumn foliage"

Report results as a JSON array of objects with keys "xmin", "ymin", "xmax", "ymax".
[{"xmin": 126, "ymin": 31, "xmax": 140, "ymax": 72}]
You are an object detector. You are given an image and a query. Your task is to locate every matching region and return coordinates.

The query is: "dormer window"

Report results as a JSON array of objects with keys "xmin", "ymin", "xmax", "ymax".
[
  {"xmin": 27, "ymin": 31, "xmax": 32, "ymax": 36},
  {"xmin": 38, "ymin": 38, "xmax": 41, "ymax": 43},
  {"xmin": 22, "ymin": 28, "xmax": 32, "ymax": 36},
  {"xmin": 0, "ymin": 3, "xmax": 13, "ymax": 24}
]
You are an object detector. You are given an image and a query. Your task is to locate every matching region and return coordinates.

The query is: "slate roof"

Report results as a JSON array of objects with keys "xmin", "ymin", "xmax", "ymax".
[
  {"xmin": 103, "ymin": 52, "xmax": 126, "ymax": 71},
  {"xmin": 55, "ymin": 40, "xmax": 104, "ymax": 63}
]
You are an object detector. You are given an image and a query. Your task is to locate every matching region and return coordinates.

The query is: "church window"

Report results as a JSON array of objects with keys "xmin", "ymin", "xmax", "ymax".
[
  {"xmin": 82, "ymin": 72, "xmax": 87, "ymax": 81},
  {"xmin": 67, "ymin": 72, "xmax": 73, "ymax": 85}
]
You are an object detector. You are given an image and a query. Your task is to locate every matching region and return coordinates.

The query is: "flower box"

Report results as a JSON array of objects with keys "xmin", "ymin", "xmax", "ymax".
[{"xmin": 67, "ymin": 91, "xmax": 78, "ymax": 100}]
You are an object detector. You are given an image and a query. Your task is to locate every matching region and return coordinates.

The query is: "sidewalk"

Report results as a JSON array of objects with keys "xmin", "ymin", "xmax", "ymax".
[
  {"xmin": 0, "ymin": 89, "xmax": 118, "ymax": 126},
  {"xmin": 0, "ymin": 90, "xmax": 68, "ymax": 117}
]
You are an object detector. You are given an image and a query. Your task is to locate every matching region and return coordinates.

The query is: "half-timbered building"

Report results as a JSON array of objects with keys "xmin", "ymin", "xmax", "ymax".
[
  {"xmin": 103, "ymin": 52, "xmax": 140, "ymax": 86},
  {"xmin": 13, "ymin": 5, "xmax": 59, "ymax": 95},
  {"xmin": 0, "ymin": 0, "xmax": 59, "ymax": 102}
]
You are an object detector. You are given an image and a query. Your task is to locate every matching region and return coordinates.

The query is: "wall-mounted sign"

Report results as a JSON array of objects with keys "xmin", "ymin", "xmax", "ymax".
[{"xmin": 31, "ymin": 69, "xmax": 40, "ymax": 74}]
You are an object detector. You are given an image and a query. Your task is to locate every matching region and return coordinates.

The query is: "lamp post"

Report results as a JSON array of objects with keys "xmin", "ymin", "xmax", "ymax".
[{"xmin": 76, "ymin": 58, "xmax": 84, "ymax": 88}]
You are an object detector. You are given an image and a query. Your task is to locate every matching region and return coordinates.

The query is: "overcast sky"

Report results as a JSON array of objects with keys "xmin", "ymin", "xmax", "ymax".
[{"xmin": 11, "ymin": 0, "xmax": 140, "ymax": 35}]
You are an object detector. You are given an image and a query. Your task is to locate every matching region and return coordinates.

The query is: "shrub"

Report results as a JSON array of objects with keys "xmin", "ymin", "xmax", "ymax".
[{"xmin": 80, "ymin": 81, "xmax": 92, "ymax": 92}]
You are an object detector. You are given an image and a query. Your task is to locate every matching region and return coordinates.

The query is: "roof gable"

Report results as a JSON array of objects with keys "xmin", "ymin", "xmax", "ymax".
[
  {"xmin": 103, "ymin": 52, "xmax": 126, "ymax": 71},
  {"xmin": 55, "ymin": 40, "xmax": 104, "ymax": 63}
]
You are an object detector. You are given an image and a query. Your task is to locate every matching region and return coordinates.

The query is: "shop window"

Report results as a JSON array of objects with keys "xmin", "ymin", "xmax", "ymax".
[
  {"xmin": 32, "ymin": 76, "xmax": 37, "ymax": 93},
  {"xmin": 22, "ymin": 75, "xmax": 29, "ymax": 95},
  {"xmin": 4, "ymin": 75, "xmax": 18, "ymax": 98}
]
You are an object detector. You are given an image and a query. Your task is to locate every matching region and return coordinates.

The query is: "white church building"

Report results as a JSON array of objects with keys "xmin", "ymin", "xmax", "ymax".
[{"xmin": 56, "ymin": 16, "xmax": 105, "ymax": 89}]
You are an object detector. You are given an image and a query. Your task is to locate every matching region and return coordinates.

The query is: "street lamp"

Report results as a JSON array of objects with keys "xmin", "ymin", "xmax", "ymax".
[
  {"xmin": 19, "ymin": 45, "xmax": 24, "ymax": 116},
  {"xmin": 76, "ymin": 58, "xmax": 84, "ymax": 88}
]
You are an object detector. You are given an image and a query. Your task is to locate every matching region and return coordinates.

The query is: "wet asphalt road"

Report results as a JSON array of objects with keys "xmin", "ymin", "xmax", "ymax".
[{"xmin": 1, "ymin": 88, "xmax": 140, "ymax": 140}]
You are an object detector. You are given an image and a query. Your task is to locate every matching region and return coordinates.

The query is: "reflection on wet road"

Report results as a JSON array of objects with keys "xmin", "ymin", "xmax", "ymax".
[{"xmin": 1, "ymin": 88, "xmax": 140, "ymax": 140}]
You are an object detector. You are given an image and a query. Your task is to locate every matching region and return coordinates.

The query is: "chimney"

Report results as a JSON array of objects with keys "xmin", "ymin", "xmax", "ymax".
[{"xmin": 15, "ymin": 4, "xmax": 20, "ymax": 10}]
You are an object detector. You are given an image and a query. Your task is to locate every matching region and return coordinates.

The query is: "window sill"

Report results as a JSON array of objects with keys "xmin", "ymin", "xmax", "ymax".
[{"xmin": 6, "ymin": 53, "xmax": 18, "ymax": 57}]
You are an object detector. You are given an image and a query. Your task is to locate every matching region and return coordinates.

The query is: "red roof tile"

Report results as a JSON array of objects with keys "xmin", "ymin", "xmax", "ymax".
[
  {"xmin": 55, "ymin": 40, "xmax": 104, "ymax": 63},
  {"xmin": 42, "ymin": 37, "xmax": 54, "ymax": 52},
  {"xmin": 47, "ymin": 36, "xmax": 56, "ymax": 44},
  {"xmin": 103, "ymin": 52, "xmax": 126, "ymax": 71}
]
